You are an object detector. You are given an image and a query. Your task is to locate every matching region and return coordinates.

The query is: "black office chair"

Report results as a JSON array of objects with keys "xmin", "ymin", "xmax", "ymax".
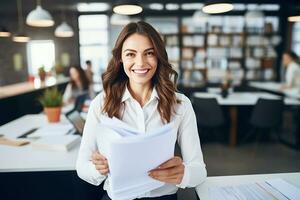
[
  {"xmin": 74, "ymin": 92, "xmax": 89, "ymax": 112},
  {"xmin": 244, "ymin": 98, "xmax": 284, "ymax": 143},
  {"xmin": 191, "ymin": 97, "xmax": 225, "ymax": 143}
]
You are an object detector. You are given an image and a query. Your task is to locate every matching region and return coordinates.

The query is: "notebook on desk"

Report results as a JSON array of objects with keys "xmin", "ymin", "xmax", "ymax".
[
  {"xmin": 31, "ymin": 135, "xmax": 80, "ymax": 151},
  {"xmin": 65, "ymin": 109, "xmax": 86, "ymax": 135}
]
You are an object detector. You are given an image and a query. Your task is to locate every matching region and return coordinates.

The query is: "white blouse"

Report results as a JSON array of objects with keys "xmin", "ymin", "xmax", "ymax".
[
  {"xmin": 76, "ymin": 87, "xmax": 207, "ymax": 199},
  {"xmin": 286, "ymin": 61, "xmax": 300, "ymax": 88}
]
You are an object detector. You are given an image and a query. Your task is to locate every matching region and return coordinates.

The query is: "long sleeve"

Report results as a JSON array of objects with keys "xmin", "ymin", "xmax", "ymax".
[
  {"xmin": 76, "ymin": 96, "xmax": 106, "ymax": 185},
  {"xmin": 286, "ymin": 62, "xmax": 300, "ymax": 88},
  {"xmin": 176, "ymin": 96, "xmax": 207, "ymax": 188}
]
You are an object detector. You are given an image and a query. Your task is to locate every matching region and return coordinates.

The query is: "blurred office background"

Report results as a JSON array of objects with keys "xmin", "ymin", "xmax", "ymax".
[{"xmin": 1, "ymin": 0, "xmax": 300, "ymax": 199}]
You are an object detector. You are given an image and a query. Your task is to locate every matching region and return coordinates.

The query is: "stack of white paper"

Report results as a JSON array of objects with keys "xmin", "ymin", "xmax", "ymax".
[
  {"xmin": 32, "ymin": 135, "xmax": 80, "ymax": 151},
  {"xmin": 27, "ymin": 124, "xmax": 74, "ymax": 138},
  {"xmin": 96, "ymin": 116, "xmax": 177, "ymax": 200},
  {"xmin": 209, "ymin": 178, "xmax": 300, "ymax": 200}
]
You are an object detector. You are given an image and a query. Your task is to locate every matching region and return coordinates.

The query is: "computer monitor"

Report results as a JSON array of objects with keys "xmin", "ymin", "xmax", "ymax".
[{"xmin": 65, "ymin": 110, "xmax": 86, "ymax": 135}]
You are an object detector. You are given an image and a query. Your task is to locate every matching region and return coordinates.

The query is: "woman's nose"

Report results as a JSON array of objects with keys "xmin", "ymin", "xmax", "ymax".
[{"xmin": 135, "ymin": 54, "xmax": 145, "ymax": 67}]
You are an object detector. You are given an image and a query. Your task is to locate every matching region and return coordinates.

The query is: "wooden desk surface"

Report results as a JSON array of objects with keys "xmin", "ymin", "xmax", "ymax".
[{"xmin": 0, "ymin": 77, "xmax": 69, "ymax": 100}]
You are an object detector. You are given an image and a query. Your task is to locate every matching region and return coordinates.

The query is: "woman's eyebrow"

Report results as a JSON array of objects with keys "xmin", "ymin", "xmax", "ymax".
[
  {"xmin": 123, "ymin": 49, "xmax": 137, "ymax": 53},
  {"xmin": 123, "ymin": 47, "xmax": 154, "ymax": 53},
  {"xmin": 144, "ymin": 48, "xmax": 154, "ymax": 52}
]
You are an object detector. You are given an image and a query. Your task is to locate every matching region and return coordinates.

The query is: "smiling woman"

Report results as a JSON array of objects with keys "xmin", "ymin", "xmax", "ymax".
[
  {"xmin": 121, "ymin": 33, "xmax": 158, "ymax": 106},
  {"xmin": 76, "ymin": 21, "xmax": 207, "ymax": 200}
]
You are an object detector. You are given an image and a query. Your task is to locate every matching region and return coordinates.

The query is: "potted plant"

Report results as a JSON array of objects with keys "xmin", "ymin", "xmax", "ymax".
[
  {"xmin": 38, "ymin": 66, "xmax": 46, "ymax": 82},
  {"xmin": 38, "ymin": 87, "xmax": 63, "ymax": 123}
]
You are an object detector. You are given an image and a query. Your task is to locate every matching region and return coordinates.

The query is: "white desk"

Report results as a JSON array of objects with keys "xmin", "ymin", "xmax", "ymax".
[
  {"xmin": 196, "ymin": 172, "xmax": 300, "ymax": 200},
  {"xmin": 193, "ymin": 92, "xmax": 300, "ymax": 146},
  {"xmin": 249, "ymin": 81, "xmax": 300, "ymax": 99},
  {"xmin": 193, "ymin": 92, "xmax": 300, "ymax": 106},
  {"xmin": 0, "ymin": 114, "xmax": 79, "ymax": 172}
]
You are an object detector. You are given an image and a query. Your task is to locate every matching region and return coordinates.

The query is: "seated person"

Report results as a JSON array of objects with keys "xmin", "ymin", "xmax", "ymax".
[
  {"xmin": 281, "ymin": 51, "xmax": 300, "ymax": 90},
  {"xmin": 63, "ymin": 65, "xmax": 95, "ymax": 105},
  {"xmin": 85, "ymin": 60, "xmax": 94, "ymax": 83}
]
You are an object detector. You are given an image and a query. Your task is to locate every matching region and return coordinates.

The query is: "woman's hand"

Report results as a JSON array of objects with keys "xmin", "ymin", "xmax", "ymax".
[
  {"xmin": 91, "ymin": 151, "xmax": 109, "ymax": 176},
  {"xmin": 148, "ymin": 156, "xmax": 184, "ymax": 184}
]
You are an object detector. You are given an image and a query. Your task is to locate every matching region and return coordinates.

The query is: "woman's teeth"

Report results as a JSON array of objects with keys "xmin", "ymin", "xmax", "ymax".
[{"xmin": 132, "ymin": 69, "xmax": 149, "ymax": 74}]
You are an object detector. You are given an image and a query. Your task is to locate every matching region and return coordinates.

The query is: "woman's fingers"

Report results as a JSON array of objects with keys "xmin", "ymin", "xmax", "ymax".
[
  {"xmin": 156, "ymin": 156, "xmax": 182, "ymax": 169},
  {"xmin": 95, "ymin": 164, "xmax": 109, "ymax": 171},
  {"xmin": 148, "ymin": 156, "xmax": 184, "ymax": 184},
  {"xmin": 99, "ymin": 168, "xmax": 109, "ymax": 175},
  {"xmin": 150, "ymin": 165, "xmax": 184, "ymax": 177},
  {"xmin": 92, "ymin": 151, "xmax": 107, "ymax": 161},
  {"xmin": 151, "ymin": 174, "xmax": 183, "ymax": 184},
  {"xmin": 92, "ymin": 158, "xmax": 108, "ymax": 165},
  {"xmin": 91, "ymin": 151, "xmax": 109, "ymax": 175}
]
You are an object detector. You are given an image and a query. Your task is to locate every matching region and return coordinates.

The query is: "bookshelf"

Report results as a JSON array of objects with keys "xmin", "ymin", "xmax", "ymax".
[{"xmin": 161, "ymin": 15, "xmax": 281, "ymax": 86}]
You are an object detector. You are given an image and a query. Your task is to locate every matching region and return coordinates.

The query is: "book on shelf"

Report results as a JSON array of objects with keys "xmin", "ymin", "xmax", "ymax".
[
  {"xmin": 182, "ymin": 48, "xmax": 194, "ymax": 59},
  {"xmin": 182, "ymin": 36, "xmax": 194, "ymax": 46},
  {"xmin": 31, "ymin": 135, "xmax": 81, "ymax": 151},
  {"xmin": 193, "ymin": 35, "xmax": 205, "ymax": 46},
  {"xmin": 181, "ymin": 60, "xmax": 193, "ymax": 69},
  {"xmin": 228, "ymin": 61, "xmax": 241, "ymax": 69},
  {"xmin": 219, "ymin": 35, "xmax": 231, "ymax": 46},
  {"xmin": 207, "ymin": 34, "xmax": 218, "ymax": 46},
  {"xmin": 232, "ymin": 35, "xmax": 243, "ymax": 46}
]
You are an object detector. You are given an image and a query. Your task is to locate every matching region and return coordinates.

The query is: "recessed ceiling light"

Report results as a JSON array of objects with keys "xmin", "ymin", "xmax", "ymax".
[
  {"xmin": 166, "ymin": 3, "xmax": 179, "ymax": 11},
  {"xmin": 77, "ymin": 3, "xmax": 110, "ymax": 12},
  {"xmin": 113, "ymin": 1, "xmax": 143, "ymax": 15},
  {"xmin": 288, "ymin": 16, "xmax": 300, "ymax": 22},
  {"xmin": 181, "ymin": 3, "xmax": 203, "ymax": 10},
  {"xmin": 202, "ymin": 2, "xmax": 234, "ymax": 14},
  {"xmin": 149, "ymin": 3, "xmax": 164, "ymax": 11}
]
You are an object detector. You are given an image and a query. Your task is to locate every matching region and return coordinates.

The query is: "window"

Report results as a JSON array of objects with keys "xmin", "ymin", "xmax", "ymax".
[
  {"xmin": 27, "ymin": 40, "xmax": 55, "ymax": 75},
  {"xmin": 78, "ymin": 15, "xmax": 108, "ymax": 79},
  {"xmin": 292, "ymin": 22, "xmax": 300, "ymax": 55}
]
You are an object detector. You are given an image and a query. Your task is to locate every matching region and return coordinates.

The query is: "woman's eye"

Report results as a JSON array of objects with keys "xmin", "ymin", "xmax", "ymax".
[
  {"xmin": 146, "ymin": 51, "xmax": 154, "ymax": 56},
  {"xmin": 126, "ymin": 53, "xmax": 135, "ymax": 57}
]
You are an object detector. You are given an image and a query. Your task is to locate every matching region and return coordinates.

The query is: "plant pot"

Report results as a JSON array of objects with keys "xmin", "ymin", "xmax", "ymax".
[{"xmin": 44, "ymin": 107, "xmax": 61, "ymax": 123}]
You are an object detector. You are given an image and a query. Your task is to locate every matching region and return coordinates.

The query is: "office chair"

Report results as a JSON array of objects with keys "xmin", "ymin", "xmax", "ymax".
[
  {"xmin": 191, "ymin": 97, "xmax": 225, "ymax": 143},
  {"xmin": 74, "ymin": 92, "xmax": 89, "ymax": 112},
  {"xmin": 243, "ymin": 98, "xmax": 284, "ymax": 143}
]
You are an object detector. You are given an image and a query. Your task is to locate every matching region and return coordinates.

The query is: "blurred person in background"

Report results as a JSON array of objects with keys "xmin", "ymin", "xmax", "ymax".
[
  {"xmin": 85, "ymin": 60, "xmax": 94, "ymax": 83},
  {"xmin": 281, "ymin": 51, "xmax": 300, "ymax": 90},
  {"xmin": 63, "ymin": 65, "xmax": 94, "ymax": 105}
]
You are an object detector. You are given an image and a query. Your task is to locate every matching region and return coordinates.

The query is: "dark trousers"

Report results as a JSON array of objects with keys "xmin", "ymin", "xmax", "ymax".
[{"xmin": 101, "ymin": 193, "xmax": 177, "ymax": 200}]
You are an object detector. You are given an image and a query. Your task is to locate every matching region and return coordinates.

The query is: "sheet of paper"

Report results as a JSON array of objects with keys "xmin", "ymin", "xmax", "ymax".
[
  {"xmin": 266, "ymin": 179, "xmax": 300, "ymax": 200},
  {"xmin": 100, "ymin": 115, "xmax": 139, "ymax": 137},
  {"xmin": 208, "ymin": 178, "xmax": 295, "ymax": 200}
]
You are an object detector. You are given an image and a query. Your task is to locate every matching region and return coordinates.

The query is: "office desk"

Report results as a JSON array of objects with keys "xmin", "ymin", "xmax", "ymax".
[
  {"xmin": 249, "ymin": 81, "xmax": 300, "ymax": 99},
  {"xmin": 196, "ymin": 172, "xmax": 300, "ymax": 200},
  {"xmin": 0, "ymin": 77, "xmax": 69, "ymax": 125},
  {"xmin": 193, "ymin": 92, "xmax": 300, "ymax": 146},
  {"xmin": 0, "ymin": 114, "xmax": 103, "ymax": 200}
]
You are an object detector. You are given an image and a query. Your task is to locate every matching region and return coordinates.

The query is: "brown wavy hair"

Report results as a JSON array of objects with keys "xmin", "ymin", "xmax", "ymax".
[
  {"xmin": 70, "ymin": 65, "xmax": 90, "ymax": 90},
  {"xmin": 102, "ymin": 21, "xmax": 179, "ymax": 123}
]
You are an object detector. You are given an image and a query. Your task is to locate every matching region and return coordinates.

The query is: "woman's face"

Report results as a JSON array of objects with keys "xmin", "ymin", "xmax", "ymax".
[
  {"xmin": 70, "ymin": 67, "xmax": 80, "ymax": 81},
  {"xmin": 121, "ymin": 33, "xmax": 158, "ymax": 88},
  {"xmin": 282, "ymin": 54, "xmax": 291, "ymax": 68}
]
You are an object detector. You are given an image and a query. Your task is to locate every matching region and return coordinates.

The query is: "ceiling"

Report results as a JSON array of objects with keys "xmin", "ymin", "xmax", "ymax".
[{"xmin": 0, "ymin": 0, "xmax": 300, "ymax": 15}]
